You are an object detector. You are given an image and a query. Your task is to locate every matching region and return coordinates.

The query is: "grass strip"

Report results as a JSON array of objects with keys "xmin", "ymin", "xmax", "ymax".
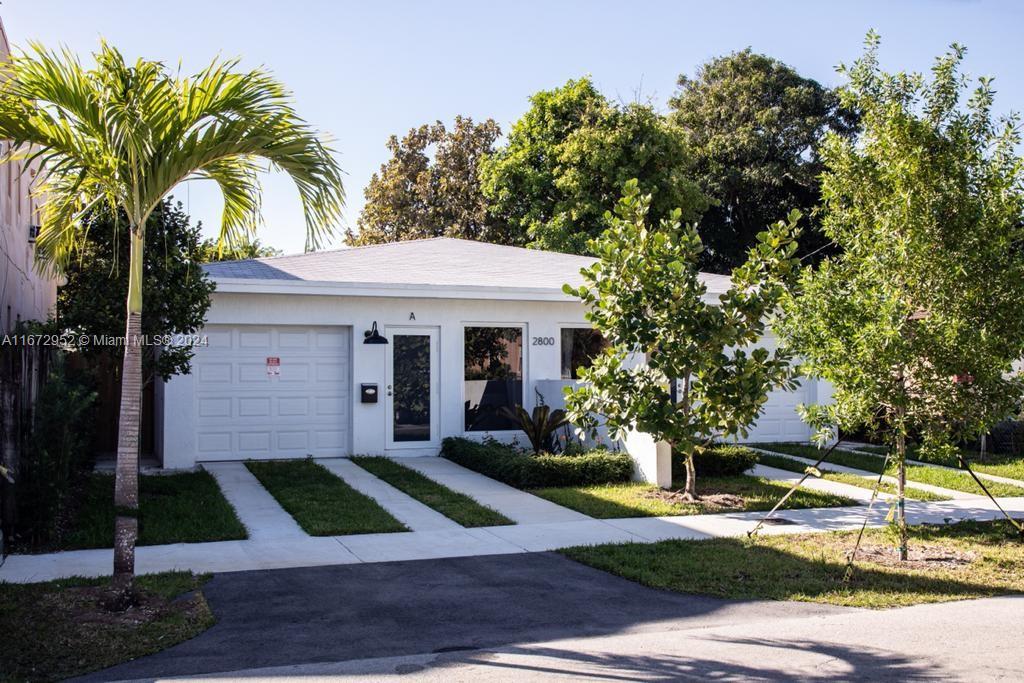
[
  {"xmin": 856, "ymin": 445, "xmax": 1024, "ymax": 483},
  {"xmin": 752, "ymin": 443, "xmax": 1024, "ymax": 497},
  {"xmin": 755, "ymin": 452, "xmax": 951, "ymax": 502},
  {"xmin": 0, "ymin": 572, "xmax": 213, "ymax": 682},
  {"xmin": 56, "ymin": 471, "xmax": 247, "ymax": 551},
  {"xmin": 351, "ymin": 456, "xmax": 513, "ymax": 527},
  {"xmin": 530, "ymin": 475, "xmax": 856, "ymax": 519},
  {"xmin": 246, "ymin": 459, "xmax": 407, "ymax": 535},
  {"xmin": 560, "ymin": 519, "xmax": 1024, "ymax": 608}
]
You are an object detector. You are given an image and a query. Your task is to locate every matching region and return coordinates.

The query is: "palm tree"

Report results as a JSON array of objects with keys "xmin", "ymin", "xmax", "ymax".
[{"xmin": 0, "ymin": 43, "xmax": 345, "ymax": 603}]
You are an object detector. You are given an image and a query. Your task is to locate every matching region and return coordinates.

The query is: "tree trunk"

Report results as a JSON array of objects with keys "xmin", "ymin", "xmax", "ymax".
[
  {"xmin": 111, "ymin": 227, "xmax": 144, "ymax": 606},
  {"xmin": 896, "ymin": 430, "xmax": 908, "ymax": 561},
  {"xmin": 682, "ymin": 452, "xmax": 697, "ymax": 500}
]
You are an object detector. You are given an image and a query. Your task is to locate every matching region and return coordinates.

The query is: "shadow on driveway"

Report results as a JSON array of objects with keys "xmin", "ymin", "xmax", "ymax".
[{"xmin": 85, "ymin": 551, "xmax": 851, "ymax": 681}]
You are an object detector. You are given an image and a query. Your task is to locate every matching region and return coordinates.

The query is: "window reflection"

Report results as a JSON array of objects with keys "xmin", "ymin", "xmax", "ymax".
[
  {"xmin": 560, "ymin": 328, "xmax": 608, "ymax": 379},
  {"xmin": 464, "ymin": 326, "xmax": 523, "ymax": 431}
]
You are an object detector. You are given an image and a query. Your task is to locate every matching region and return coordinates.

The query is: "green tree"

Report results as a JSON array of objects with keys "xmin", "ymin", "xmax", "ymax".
[
  {"xmin": 0, "ymin": 43, "xmax": 345, "ymax": 601},
  {"xmin": 777, "ymin": 34, "xmax": 1024, "ymax": 559},
  {"xmin": 670, "ymin": 49, "xmax": 858, "ymax": 272},
  {"xmin": 565, "ymin": 180, "xmax": 801, "ymax": 498},
  {"xmin": 58, "ymin": 199, "xmax": 215, "ymax": 383},
  {"xmin": 348, "ymin": 116, "xmax": 513, "ymax": 245},
  {"xmin": 200, "ymin": 235, "xmax": 282, "ymax": 261},
  {"xmin": 481, "ymin": 78, "xmax": 707, "ymax": 255}
]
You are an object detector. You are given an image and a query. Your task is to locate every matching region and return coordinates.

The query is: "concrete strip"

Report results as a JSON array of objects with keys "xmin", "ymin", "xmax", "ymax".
[
  {"xmin": 316, "ymin": 458, "xmax": 462, "ymax": 532},
  {"xmin": 748, "ymin": 446, "xmax": 973, "ymax": 500},
  {"xmin": 201, "ymin": 462, "xmax": 307, "ymax": 541},
  {"xmin": 480, "ymin": 519, "xmax": 649, "ymax": 551},
  {"xmin": 751, "ymin": 463, "xmax": 891, "ymax": 503},
  {"xmin": 399, "ymin": 457, "xmax": 592, "ymax": 524}
]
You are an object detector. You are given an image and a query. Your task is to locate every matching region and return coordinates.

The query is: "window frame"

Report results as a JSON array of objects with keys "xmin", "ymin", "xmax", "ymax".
[
  {"xmin": 461, "ymin": 322, "xmax": 528, "ymax": 434},
  {"xmin": 559, "ymin": 324, "xmax": 607, "ymax": 381}
]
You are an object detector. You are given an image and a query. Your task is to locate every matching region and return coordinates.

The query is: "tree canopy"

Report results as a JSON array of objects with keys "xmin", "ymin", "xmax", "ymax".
[
  {"xmin": 565, "ymin": 180, "xmax": 801, "ymax": 497},
  {"xmin": 481, "ymin": 78, "xmax": 708, "ymax": 255},
  {"xmin": 670, "ymin": 49, "xmax": 858, "ymax": 272},
  {"xmin": 347, "ymin": 116, "xmax": 512, "ymax": 246},
  {"xmin": 56, "ymin": 199, "xmax": 214, "ymax": 382},
  {"xmin": 777, "ymin": 34, "xmax": 1024, "ymax": 556}
]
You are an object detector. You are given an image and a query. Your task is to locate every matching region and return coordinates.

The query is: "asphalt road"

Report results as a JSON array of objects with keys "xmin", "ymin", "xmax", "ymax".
[{"xmin": 85, "ymin": 551, "xmax": 848, "ymax": 681}]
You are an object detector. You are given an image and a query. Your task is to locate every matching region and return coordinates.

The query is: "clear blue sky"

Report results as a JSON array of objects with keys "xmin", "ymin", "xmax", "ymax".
[{"xmin": 6, "ymin": 0, "xmax": 1023, "ymax": 254}]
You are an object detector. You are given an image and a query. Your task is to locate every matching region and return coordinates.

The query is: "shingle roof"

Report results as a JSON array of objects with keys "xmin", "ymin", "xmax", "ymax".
[{"xmin": 203, "ymin": 237, "xmax": 732, "ymax": 294}]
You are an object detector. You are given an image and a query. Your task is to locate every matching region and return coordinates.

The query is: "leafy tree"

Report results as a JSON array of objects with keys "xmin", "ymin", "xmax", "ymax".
[
  {"xmin": 565, "ymin": 180, "xmax": 801, "ymax": 498},
  {"xmin": 670, "ymin": 49, "xmax": 858, "ymax": 272},
  {"xmin": 0, "ymin": 43, "xmax": 345, "ymax": 601},
  {"xmin": 348, "ymin": 116, "xmax": 513, "ymax": 245},
  {"xmin": 481, "ymin": 78, "xmax": 707, "ymax": 255},
  {"xmin": 58, "ymin": 199, "xmax": 214, "ymax": 383},
  {"xmin": 777, "ymin": 34, "xmax": 1024, "ymax": 559},
  {"xmin": 200, "ymin": 236, "xmax": 282, "ymax": 261}
]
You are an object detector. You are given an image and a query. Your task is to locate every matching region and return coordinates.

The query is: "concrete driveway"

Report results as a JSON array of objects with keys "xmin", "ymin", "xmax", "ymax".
[{"xmin": 84, "ymin": 552, "xmax": 849, "ymax": 681}]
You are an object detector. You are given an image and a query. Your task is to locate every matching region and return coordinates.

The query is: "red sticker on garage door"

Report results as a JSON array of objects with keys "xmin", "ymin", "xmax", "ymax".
[{"xmin": 266, "ymin": 356, "xmax": 280, "ymax": 377}]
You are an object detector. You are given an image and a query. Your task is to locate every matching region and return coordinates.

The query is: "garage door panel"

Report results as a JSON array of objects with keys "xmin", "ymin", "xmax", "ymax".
[{"xmin": 192, "ymin": 325, "xmax": 351, "ymax": 460}]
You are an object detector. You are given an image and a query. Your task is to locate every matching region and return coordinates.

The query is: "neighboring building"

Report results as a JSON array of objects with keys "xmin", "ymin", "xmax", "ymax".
[
  {"xmin": 0, "ymin": 17, "xmax": 55, "ymax": 332},
  {"xmin": 158, "ymin": 238, "xmax": 825, "ymax": 483}
]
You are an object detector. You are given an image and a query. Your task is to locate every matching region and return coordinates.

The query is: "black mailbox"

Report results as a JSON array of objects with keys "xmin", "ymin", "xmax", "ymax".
[{"xmin": 360, "ymin": 383, "xmax": 379, "ymax": 403}]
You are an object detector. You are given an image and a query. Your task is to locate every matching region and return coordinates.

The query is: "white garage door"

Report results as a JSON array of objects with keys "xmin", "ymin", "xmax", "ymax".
[
  {"xmin": 742, "ymin": 379, "xmax": 815, "ymax": 443},
  {"xmin": 192, "ymin": 325, "xmax": 351, "ymax": 460}
]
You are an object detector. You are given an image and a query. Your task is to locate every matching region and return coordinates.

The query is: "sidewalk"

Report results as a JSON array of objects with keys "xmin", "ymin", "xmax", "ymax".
[{"xmin": 3, "ymin": 494, "xmax": 1022, "ymax": 584}]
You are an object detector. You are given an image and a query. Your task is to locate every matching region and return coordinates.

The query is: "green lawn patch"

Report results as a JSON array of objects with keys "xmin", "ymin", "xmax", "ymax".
[
  {"xmin": 752, "ymin": 443, "xmax": 1024, "ymax": 497},
  {"xmin": 530, "ymin": 475, "xmax": 856, "ymax": 519},
  {"xmin": 755, "ymin": 452, "xmax": 951, "ymax": 502},
  {"xmin": 246, "ymin": 459, "xmax": 406, "ymax": 535},
  {"xmin": 55, "ymin": 471, "xmax": 247, "ymax": 550},
  {"xmin": 351, "ymin": 456, "xmax": 513, "ymax": 527},
  {"xmin": 0, "ymin": 571, "xmax": 213, "ymax": 682},
  {"xmin": 857, "ymin": 445, "xmax": 1024, "ymax": 484},
  {"xmin": 560, "ymin": 519, "xmax": 1024, "ymax": 608}
]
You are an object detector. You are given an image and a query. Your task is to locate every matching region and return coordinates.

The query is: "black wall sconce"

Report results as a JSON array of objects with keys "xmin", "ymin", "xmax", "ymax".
[{"xmin": 363, "ymin": 321, "xmax": 388, "ymax": 345}]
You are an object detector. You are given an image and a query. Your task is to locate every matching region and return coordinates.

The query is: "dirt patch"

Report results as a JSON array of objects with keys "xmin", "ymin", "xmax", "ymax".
[
  {"xmin": 40, "ymin": 584, "xmax": 204, "ymax": 629},
  {"xmin": 854, "ymin": 543, "xmax": 978, "ymax": 571},
  {"xmin": 641, "ymin": 489, "xmax": 747, "ymax": 511}
]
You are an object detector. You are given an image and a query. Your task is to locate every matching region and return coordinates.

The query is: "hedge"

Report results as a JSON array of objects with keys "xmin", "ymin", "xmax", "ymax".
[
  {"xmin": 441, "ymin": 437, "xmax": 633, "ymax": 489},
  {"xmin": 671, "ymin": 444, "xmax": 758, "ymax": 479}
]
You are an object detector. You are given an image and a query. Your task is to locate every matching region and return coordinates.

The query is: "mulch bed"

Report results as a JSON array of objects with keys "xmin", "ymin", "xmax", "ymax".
[{"xmin": 855, "ymin": 543, "xmax": 978, "ymax": 570}]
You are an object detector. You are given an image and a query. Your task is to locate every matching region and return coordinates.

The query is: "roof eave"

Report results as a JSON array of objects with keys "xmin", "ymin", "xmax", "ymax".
[{"xmin": 210, "ymin": 278, "xmax": 584, "ymax": 302}]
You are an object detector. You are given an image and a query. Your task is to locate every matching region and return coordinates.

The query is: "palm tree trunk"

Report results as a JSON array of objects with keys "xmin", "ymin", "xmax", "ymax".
[{"xmin": 112, "ymin": 226, "xmax": 144, "ymax": 604}]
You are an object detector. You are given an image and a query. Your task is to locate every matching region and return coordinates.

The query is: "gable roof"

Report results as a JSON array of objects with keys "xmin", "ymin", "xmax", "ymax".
[{"xmin": 205, "ymin": 237, "xmax": 732, "ymax": 301}]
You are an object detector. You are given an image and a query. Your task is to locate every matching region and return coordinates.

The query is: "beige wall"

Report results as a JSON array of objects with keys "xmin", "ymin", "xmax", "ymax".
[{"xmin": 0, "ymin": 16, "xmax": 57, "ymax": 332}]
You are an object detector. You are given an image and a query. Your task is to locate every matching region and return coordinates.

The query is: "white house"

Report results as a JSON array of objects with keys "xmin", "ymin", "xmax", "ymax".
[{"xmin": 157, "ymin": 238, "xmax": 823, "ymax": 482}]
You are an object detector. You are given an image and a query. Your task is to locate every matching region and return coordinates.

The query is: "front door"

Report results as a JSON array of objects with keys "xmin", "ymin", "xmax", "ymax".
[{"xmin": 385, "ymin": 327, "xmax": 440, "ymax": 450}]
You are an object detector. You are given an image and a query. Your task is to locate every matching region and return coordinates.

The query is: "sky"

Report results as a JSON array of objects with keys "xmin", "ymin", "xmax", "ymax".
[{"xmin": 5, "ymin": 0, "xmax": 1023, "ymax": 254}]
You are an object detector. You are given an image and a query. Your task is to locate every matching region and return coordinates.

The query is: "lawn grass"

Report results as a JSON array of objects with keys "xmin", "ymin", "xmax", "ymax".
[
  {"xmin": 755, "ymin": 452, "xmax": 951, "ymax": 502},
  {"xmin": 246, "ymin": 459, "xmax": 407, "ymax": 535},
  {"xmin": 752, "ymin": 443, "xmax": 1024, "ymax": 497},
  {"xmin": 351, "ymin": 456, "xmax": 513, "ymax": 527},
  {"xmin": 560, "ymin": 519, "xmax": 1024, "ymax": 608},
  {"xmin": 0, "ymin": 571, "xmax": 213, "ymax": 682},
  {"xmin": 54, "ymin": 471, "xmax": 247, "ymax": 551},
  {"xmin": 856, "ymin": 445, "xmax": 1024, "ymax": 483},
  {"xmin": 529, "ymin": 475, "xmax": 856, "ymax": 519}
]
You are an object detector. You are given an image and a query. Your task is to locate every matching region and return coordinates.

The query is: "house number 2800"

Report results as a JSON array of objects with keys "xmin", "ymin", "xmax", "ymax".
[{"xmin": 531, "ymin": 336, "xmax": 556, "ymax": 346}]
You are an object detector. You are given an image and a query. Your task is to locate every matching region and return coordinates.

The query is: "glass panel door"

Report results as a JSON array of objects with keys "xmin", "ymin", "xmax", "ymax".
[{"xmin": 386, "ymin": 327, "xmax": 439, "ymax": 449}]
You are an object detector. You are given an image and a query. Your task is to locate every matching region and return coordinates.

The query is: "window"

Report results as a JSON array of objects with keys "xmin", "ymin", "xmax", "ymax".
[
  {"xmin": 464, "ymin": 326, "xmax": 523, "ymax": 431},
  {"xmin": 561, "ymin": 328, "xmax": 608, "ymax": 379}
]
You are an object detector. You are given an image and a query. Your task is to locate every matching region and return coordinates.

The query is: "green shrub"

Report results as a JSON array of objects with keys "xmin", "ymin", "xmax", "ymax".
[
  {"xmin": 16, "ymin": 360, "xmax": 97, "ymax": 546},
  {"xmin": 441, "ymin": 437, "xmax": 633, "ymax": 488},
  {"xmin": 672, "ymin": 444, "xmax": 758, "ymax": 479}
]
